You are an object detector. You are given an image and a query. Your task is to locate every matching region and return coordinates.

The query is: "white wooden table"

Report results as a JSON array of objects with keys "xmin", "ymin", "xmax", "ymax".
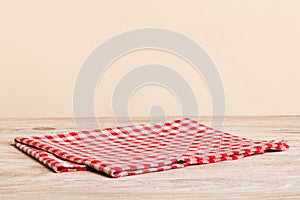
[{"xmin": 0, "ymin": 116, "xmax": 299, "ymax": 199}]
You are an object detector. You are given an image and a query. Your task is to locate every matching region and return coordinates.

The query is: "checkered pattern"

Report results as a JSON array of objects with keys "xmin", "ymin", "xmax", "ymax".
[{"xmin": 14, "ymin": 118, "xmax": 289, "ymax": 178}]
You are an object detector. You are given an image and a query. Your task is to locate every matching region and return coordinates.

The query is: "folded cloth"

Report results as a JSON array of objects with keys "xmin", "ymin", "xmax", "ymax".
[{"xmin": 14, "ymin": 118, "xmax": 289, "ymax": 178}]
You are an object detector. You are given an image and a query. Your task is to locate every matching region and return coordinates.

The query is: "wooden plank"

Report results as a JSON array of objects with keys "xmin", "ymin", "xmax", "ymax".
[{"xmin": 0, "ymin": 116, "xmax": 299, "ymax": 199}]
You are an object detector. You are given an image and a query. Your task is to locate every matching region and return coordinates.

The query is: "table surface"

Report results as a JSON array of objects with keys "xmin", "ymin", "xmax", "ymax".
[{"xmin": 1, "ymin": 116, "xmax": 299, "ymax": 199}]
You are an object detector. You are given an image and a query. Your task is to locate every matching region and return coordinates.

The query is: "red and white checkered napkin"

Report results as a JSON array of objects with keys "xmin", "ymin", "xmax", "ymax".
[{"xmin": 14, "ymin": 118, "xmax": 289, "ymax": 178}]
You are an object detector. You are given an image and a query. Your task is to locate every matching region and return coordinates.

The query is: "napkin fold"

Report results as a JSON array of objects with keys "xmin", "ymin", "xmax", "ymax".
[{"xmin": 14, "ymin": 118, "xmax": 289, "ymax": 178}]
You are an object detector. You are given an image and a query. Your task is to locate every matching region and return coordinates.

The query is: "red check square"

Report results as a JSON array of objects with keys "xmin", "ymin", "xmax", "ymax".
[{"xmin": 14, "ymin": 118, "xmax": 289, "ymax": 178}]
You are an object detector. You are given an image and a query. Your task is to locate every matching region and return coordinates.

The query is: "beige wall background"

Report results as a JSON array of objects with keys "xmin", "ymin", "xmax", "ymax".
[{"xmin": 0, "ymin": 0, "xmax": 299, "ymax": 118}]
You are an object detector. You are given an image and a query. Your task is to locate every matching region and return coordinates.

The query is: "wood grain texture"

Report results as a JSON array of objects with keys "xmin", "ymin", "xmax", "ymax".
[{"xmin": 0, "ymin": 116, "xmax": 299, "ymax": 199}]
